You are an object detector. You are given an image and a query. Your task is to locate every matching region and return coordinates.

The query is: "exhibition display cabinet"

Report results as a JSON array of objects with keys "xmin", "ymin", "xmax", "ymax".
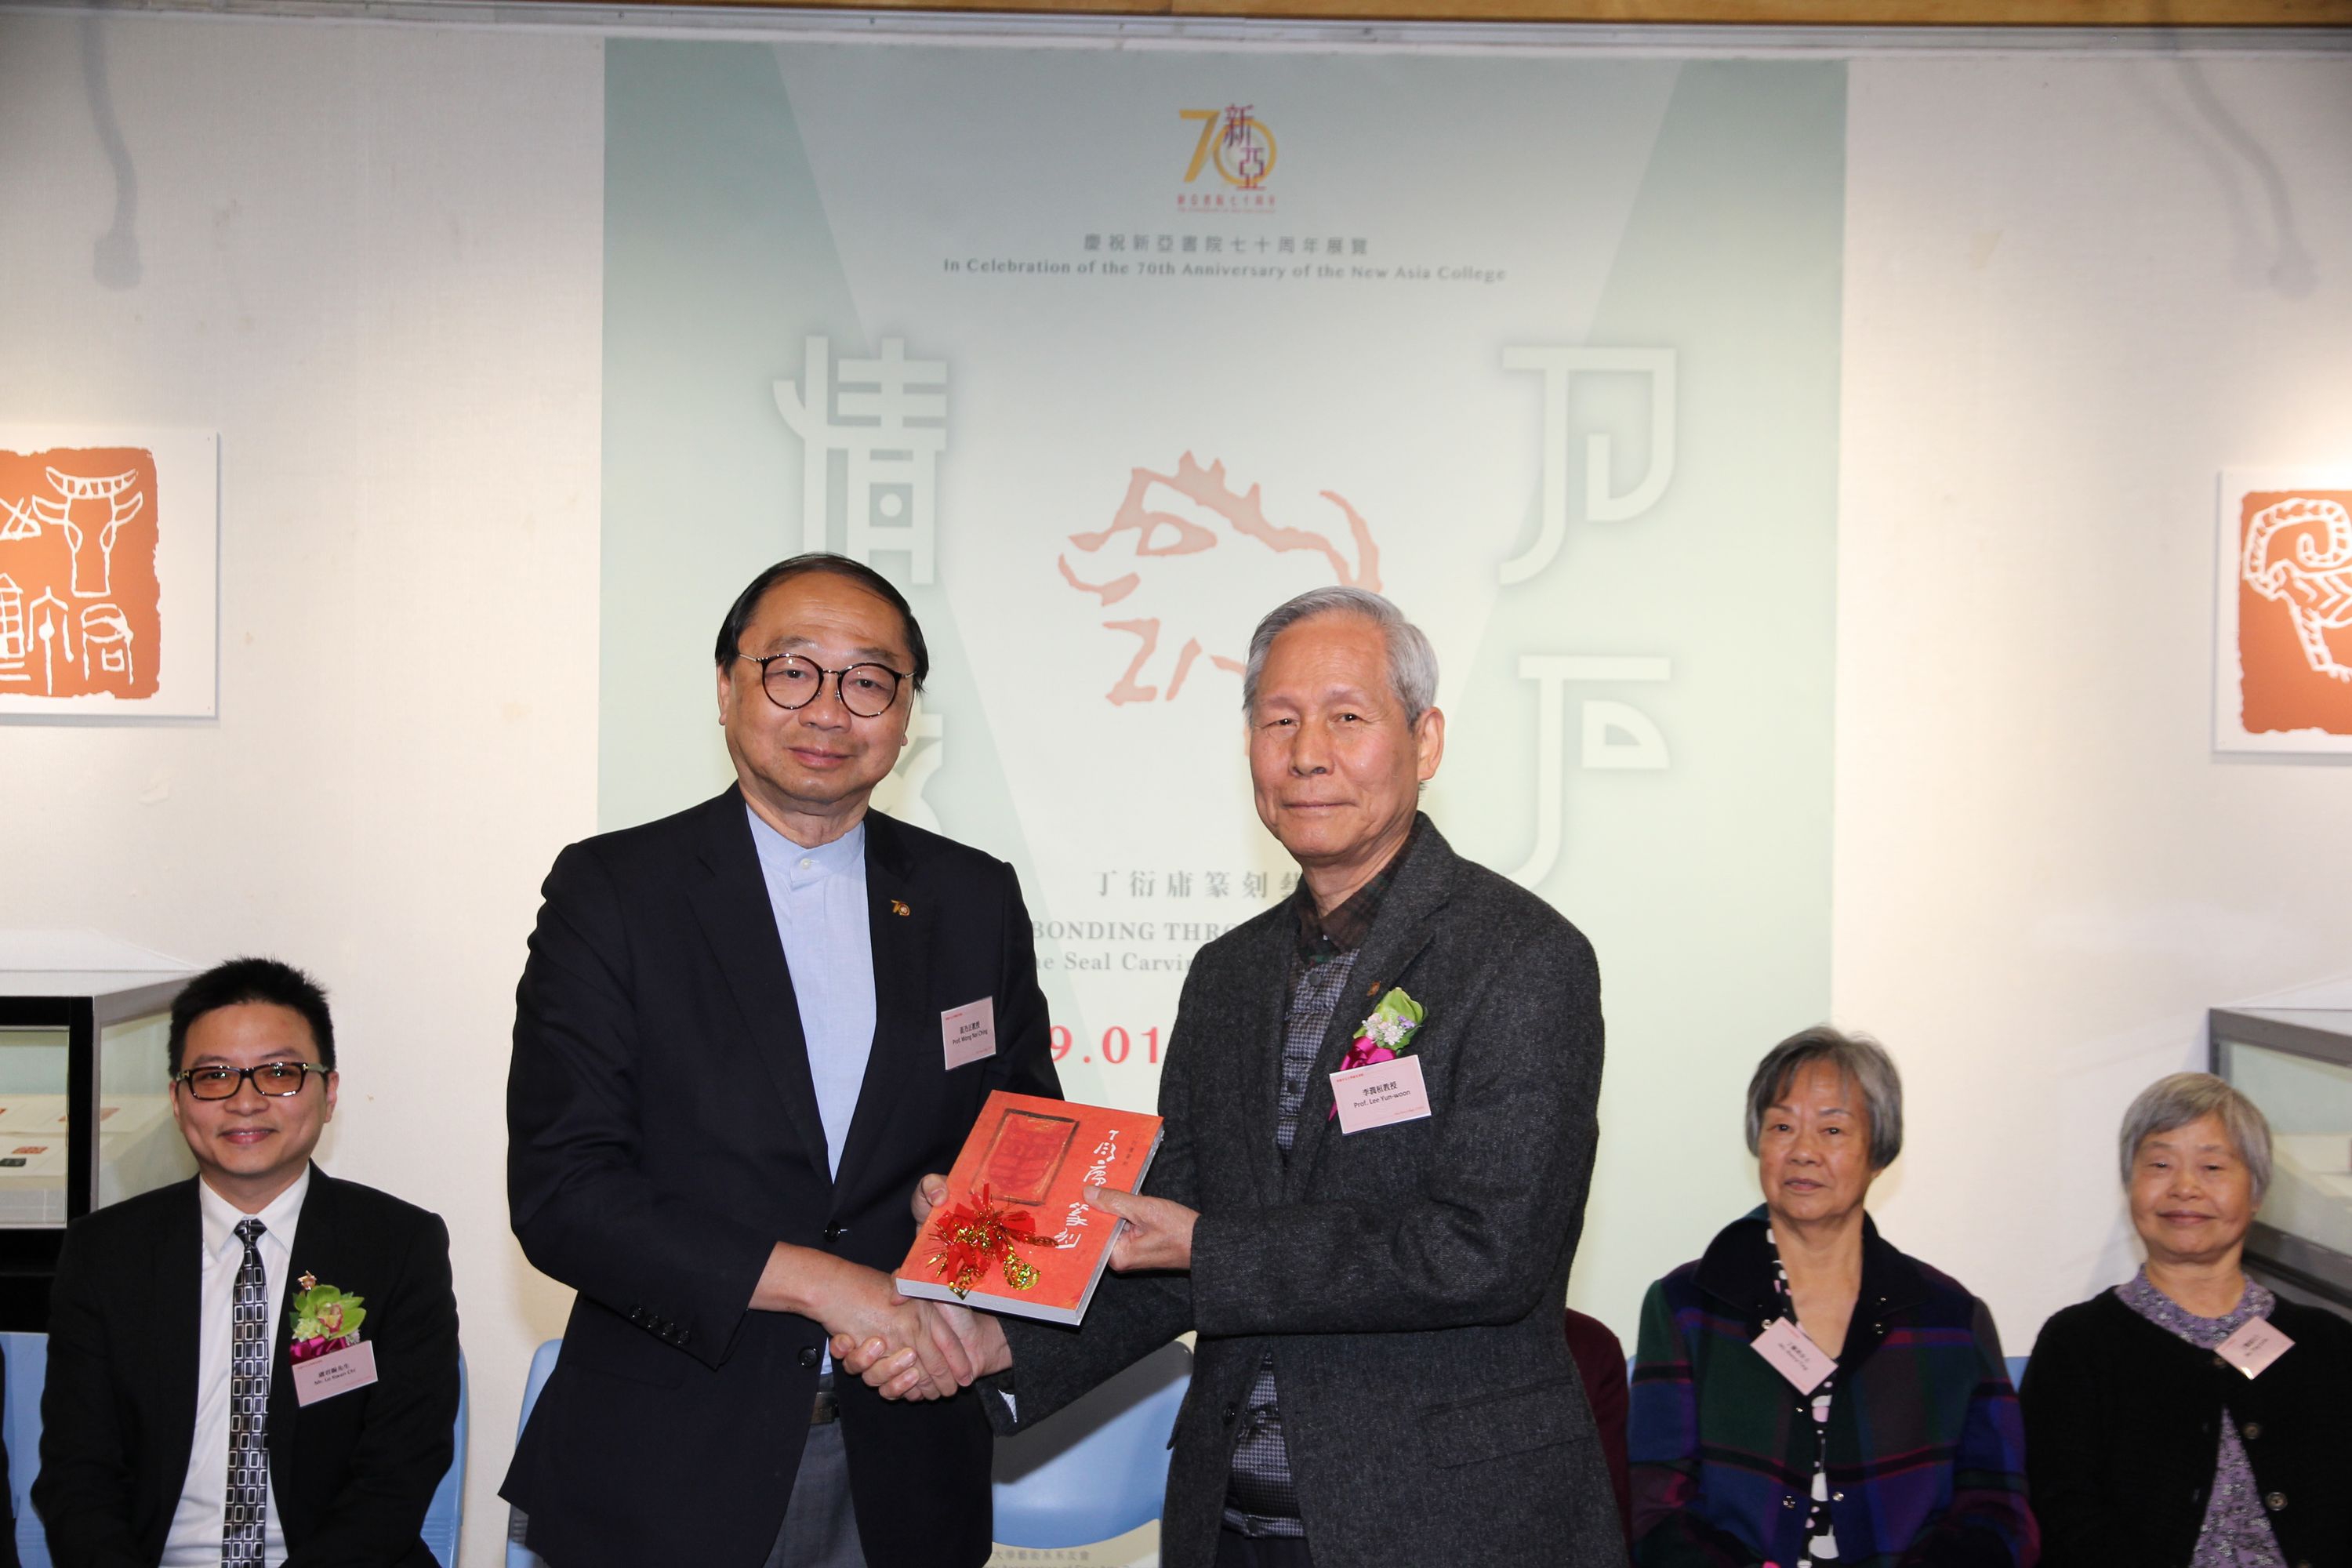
[
  {"xmin": 0, "ymin": 934, "xmax": 198, "ymax": 1329},
  {"xmin": 2211, "ymin": 1007, "xmax": 2352, "ymax": 1321}
]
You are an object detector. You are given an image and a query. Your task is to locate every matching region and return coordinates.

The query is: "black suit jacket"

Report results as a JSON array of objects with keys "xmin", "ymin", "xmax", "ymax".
[
  {"xmin": 501, "ymin": 789, "xmax": 1058, "ymax": 1568},
  {"xmin": 33, "ymin": 1168, "xmax": 460, "ymax": 1568},
  {"xmin": 2023, "ymin": 1289, "xmax": 2352, "ymax": 1567},
  {"xmin": 0, "ymin": 1344, "xmax": 19, "ymax": 1568},
  {"xmin": 993, "ymin": 819, "xmax": 1624, "ymax": 1568}
]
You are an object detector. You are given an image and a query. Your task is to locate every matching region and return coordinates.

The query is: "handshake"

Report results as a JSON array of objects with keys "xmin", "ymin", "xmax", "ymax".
[{"xmin": 819, "ymin": 1173, "xmax": 1200, "ymax": 1403}]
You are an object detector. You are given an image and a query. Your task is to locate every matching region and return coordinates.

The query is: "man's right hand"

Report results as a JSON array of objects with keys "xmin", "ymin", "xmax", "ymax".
[
  {"xmin": 827, "ymin": 1272, "xmax": 975, "ymax": 1400},
  {"xmin": 833, "ymin": 1297, "xmax": 1009, "ymax": 1401},
  {"xmin": 750, "ymin": 1242, "xmax": 973, "ymax": 1398}
]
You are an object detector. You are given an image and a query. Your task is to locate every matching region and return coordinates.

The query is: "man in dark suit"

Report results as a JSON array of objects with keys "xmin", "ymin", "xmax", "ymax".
[
  {"xmin": 34, "ymin": 957, "xmax": 460, "ymax": 1568},
  {"xmin": 848, "ymin": 587, "xmax": 1624, "ymax": 1568},
  {"xmin": 502, "ymin": 554, "xmax": 1058, "ymax": 1568}
]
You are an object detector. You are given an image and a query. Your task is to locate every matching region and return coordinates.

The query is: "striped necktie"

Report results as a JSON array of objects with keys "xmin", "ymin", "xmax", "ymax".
[{"xmin": 223, "ymin": 1217, "xmax": 270, "ymax": 1566}]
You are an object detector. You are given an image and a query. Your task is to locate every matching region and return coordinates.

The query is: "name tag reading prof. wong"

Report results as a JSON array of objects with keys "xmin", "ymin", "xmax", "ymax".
[
  {"xmin": 292, "ymin": 1341, "xmax": 379, "ymax": 1407},
  {"xmin": 1752, "ymin": 1317, "xmax": 1835, "ymax": 1394},
  {"xmin": 2217, "ymin": 1317, "xmax": 2294, "ymax": 1379},
  {"xmin": 941, "ymin": 997, "xmax": 997, "ymax": 1071},
  {"xmin": 1330, "ymin": 1056, "xmax": 1432, "ymax": 1134}
]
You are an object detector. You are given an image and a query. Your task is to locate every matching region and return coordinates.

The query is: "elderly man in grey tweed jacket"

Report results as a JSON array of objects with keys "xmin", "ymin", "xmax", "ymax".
[{"xmin": 840, "ymin": 587, "xmax": 1624, "ymax": 1568}]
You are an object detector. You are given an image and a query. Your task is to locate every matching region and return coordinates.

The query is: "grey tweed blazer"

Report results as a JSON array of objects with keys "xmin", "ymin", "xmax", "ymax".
[{"xmin": 993, "ymin": 816, "xmax": 1625, "ymax": 1568}]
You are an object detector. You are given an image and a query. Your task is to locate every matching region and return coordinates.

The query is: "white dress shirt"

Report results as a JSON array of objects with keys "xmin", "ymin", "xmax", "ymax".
[{"xmin": 162, "ymin": 1167, "xmax": 310, "ymax": 1568}]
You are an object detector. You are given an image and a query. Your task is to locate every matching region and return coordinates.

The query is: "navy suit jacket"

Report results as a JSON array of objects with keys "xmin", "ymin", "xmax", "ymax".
[{"xmin": 502, "ymin": 789, "xmax": 1058, "ymax": 1568}]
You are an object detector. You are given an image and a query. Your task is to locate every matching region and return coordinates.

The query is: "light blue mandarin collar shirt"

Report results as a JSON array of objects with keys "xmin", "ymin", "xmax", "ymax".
[{"xmin": 746, "ymin": 805, "xmax": 877, "ymax": 1180}]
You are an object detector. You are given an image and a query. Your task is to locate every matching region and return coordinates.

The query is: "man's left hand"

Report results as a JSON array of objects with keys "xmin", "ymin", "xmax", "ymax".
[{"xmin": 1086, "ymin": 1184, "xmax": 1198, "ymax": 1272}]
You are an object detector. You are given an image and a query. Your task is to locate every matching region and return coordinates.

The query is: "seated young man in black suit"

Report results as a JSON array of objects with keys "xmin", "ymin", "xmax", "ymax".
[{"xmin": 34, "ymin": 957, "xmax": 460, "ymax": 1568}]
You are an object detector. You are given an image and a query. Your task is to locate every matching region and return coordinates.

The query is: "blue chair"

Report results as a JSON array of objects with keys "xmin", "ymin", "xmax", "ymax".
[
  {"xmin": 509, "ymin": 1334, "xmax": 1186, "ymax": 1557},
  {"xmin": 0, "ymin": 1331, "xmax": 466, "ymax": 1568},
  {"xmin": 421, "ymin": 1352, "xmax": 467, "ymax": 1568},
  {"xmin": 4, "ymin": 1332, "xmax": 51, "ymax": 1568},
  {"xmin": 992, "ymin": 1339, "xmax": 1190, "ymax": 1549},
  {"xmin": 506, "ymin": 1338, "xmax": 564, "ymax": 1568}
]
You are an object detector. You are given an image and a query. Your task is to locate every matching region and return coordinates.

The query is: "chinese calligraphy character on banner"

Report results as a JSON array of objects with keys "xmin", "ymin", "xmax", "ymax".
[
  {"xmin": 1499, "ymin": 347, "xmax": 1675, "ymax": 586},
  {"xmin": 1495, "ymin": 346, "xmax": 1681, "ymax": 887},
  {"xmin": 773, "ymin": 336, "xmax": 948, "ymax": 583}
]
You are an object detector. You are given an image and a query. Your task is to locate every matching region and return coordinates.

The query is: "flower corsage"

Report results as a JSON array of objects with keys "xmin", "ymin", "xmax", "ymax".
[
  {"xmin": 1329, "ymin": 986, "xmax": 1425, "ymax": 1117},
  {"xmin": 289, "ymin": 1273, "xmax": 367, "ymax": 1363}
]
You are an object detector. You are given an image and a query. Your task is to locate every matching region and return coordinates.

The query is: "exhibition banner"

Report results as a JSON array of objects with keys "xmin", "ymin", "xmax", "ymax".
[{"xmin": 601, "ymin": 39, "xmax": 1846, "ymax": 1334}]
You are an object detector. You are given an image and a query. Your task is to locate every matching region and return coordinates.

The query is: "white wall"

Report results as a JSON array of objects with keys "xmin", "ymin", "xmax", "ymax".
[
  {"xmin": 5, "ymin": 10, "xmax": 2352, "ymax": 1563},
  {"xmin": 0, "ymin": 16, "xmax": 604, "ymax": 1566},
  {"xmin": 1837, "ymin": 53, "xmax": 2352, "ymax": 1352}
]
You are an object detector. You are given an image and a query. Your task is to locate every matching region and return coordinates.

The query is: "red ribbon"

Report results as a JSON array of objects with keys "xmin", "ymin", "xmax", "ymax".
[{"xmin": 925, "ymin": 1185, "xmax": 1042, "ymax": 1298}]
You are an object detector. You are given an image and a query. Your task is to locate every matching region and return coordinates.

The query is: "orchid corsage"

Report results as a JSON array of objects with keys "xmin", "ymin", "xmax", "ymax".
[
  {"xmin": 289, "ymin": 1273, "xmax": 367, "ymax": 1363},
  {"xmin": 1329, "ymin": 987, "xmax": 1425, "ymax": 1118}
]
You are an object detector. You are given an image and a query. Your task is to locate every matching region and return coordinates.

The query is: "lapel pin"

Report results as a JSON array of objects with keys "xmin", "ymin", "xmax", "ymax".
[
  {"xmin": 1367, "ymin": 983, "xmax": 1382, "ymax": 997},
  {"xmin": 891, "ymin": 899, "xmax": 912, "ymax": 917}
]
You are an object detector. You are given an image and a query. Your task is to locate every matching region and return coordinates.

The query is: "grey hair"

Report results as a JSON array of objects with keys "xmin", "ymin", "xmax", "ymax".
[
  {"xmin": 2118, "ymin": 1072, "xmax": 2274, "ymax": 1203},
  {"xmin": 1743, "ymin": 1025, "xmax": 1904, "ymax": 1171},
  {"xmin": 1240, "ymin": 587, "xmax": 1439, "ymax": 726}
]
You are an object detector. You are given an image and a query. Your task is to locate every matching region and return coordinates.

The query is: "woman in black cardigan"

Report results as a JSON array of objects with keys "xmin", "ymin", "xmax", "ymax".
[{"xmin": 2022, "ymin": 1072, "xmax": 2352, "ymax": 1568}]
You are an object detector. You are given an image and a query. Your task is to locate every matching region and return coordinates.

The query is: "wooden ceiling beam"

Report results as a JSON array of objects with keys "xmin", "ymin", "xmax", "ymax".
[{"xmin": 517, "ymin": 0, "xmax": 2352, "ymax": 25}]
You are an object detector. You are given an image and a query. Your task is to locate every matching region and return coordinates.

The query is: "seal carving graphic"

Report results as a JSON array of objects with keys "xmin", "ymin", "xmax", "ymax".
[{"xmin": 1058, "ymin": 453, "xmax": 1380, "ymax": 706}]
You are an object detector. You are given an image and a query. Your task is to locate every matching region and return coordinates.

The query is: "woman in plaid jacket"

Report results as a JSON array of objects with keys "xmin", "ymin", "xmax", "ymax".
[{"xmin": 1628, "ymin": 1029, "xmax": 2037, "ymax": 1568}]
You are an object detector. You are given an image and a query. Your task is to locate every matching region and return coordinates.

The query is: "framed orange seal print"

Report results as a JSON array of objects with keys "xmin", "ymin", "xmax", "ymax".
[
  {"xmin": 2216, "ymin": 469, "xmax": 2352, "ymax": 755},
  {"xmin": 0, "ymin": 428, "xmax": 216, "ymax": 718}
]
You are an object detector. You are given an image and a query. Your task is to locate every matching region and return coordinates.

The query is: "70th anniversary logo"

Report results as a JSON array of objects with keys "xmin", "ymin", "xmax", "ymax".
[{"xmin": 1178, "ymin": 106, "xmax": 1276, "ymax": 210}]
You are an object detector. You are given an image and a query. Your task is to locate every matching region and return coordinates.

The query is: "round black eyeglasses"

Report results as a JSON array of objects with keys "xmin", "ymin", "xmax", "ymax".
[
  {"xmin": 174, "ymin": 1062, "xmax": 332, "ymax": 1100},
  {"xmin": 734, "ymin": 653, "xmax": 908, "ymax": 719}
]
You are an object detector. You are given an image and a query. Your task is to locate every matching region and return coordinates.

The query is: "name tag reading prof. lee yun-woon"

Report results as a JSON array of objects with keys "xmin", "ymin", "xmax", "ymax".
[{"xmin": 1330, "ymin": 1056, "xmax": 1432, "ymax": 1134}]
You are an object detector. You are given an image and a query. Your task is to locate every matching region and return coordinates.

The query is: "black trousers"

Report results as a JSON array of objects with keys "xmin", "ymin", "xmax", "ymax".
[{"xmin": 1214, "ymin": 1529, "xmax": 1315, "ymax": 1568}]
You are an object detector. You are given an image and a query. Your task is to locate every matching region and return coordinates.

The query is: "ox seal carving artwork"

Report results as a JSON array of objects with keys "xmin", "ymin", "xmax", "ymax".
[
  {"xmin": 0, "ymin": 429, "xmax": 218, "ymax": 718},
  {"xmin": 2213, "ymin": 469, "xmax": 2352, "ymax": 755},
  {"xmin": 598, "ymin": 47, "xmax": 1846, "ymax": 1484},
  {"xmin": 1059, "ymin": 453, "xmax": 1377, "ymax": 706}
]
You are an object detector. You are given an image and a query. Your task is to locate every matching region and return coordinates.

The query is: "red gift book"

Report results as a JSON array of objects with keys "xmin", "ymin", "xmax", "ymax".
[{"xmin": 894, "ymin": 1091, "xmax": 1164, "ymax": 1326}]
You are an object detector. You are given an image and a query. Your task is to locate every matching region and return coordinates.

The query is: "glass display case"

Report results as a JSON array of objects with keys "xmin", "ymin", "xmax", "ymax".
[
  {"xmin": 0, "ymin": 932, "xmax": 199, "ymax": 1328},
  {"xmin": 2211, "ymin": 1007, "xmax": 2352, "ymax": 1319}
]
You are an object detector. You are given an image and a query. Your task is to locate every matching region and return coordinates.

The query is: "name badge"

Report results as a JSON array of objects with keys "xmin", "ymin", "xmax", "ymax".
[
  {"xmin": 292, "ymin": 1341, "xmax": 379, "ymax": 1407},
  {"xmin": 941, "ymin": 997, "xmax": 997, "ymax": 1071},
  {"xmin": 1752, "ymin": 1316, "xmax": 1835, "ymax": 1394},
  {"xmin": 1330, "ymin": 1055, "xmax": 1432, "ymax": 1134},
  {"xmin": 2216, "ymin": 1316, "xmax": 2294, "ymax": 1379}
]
